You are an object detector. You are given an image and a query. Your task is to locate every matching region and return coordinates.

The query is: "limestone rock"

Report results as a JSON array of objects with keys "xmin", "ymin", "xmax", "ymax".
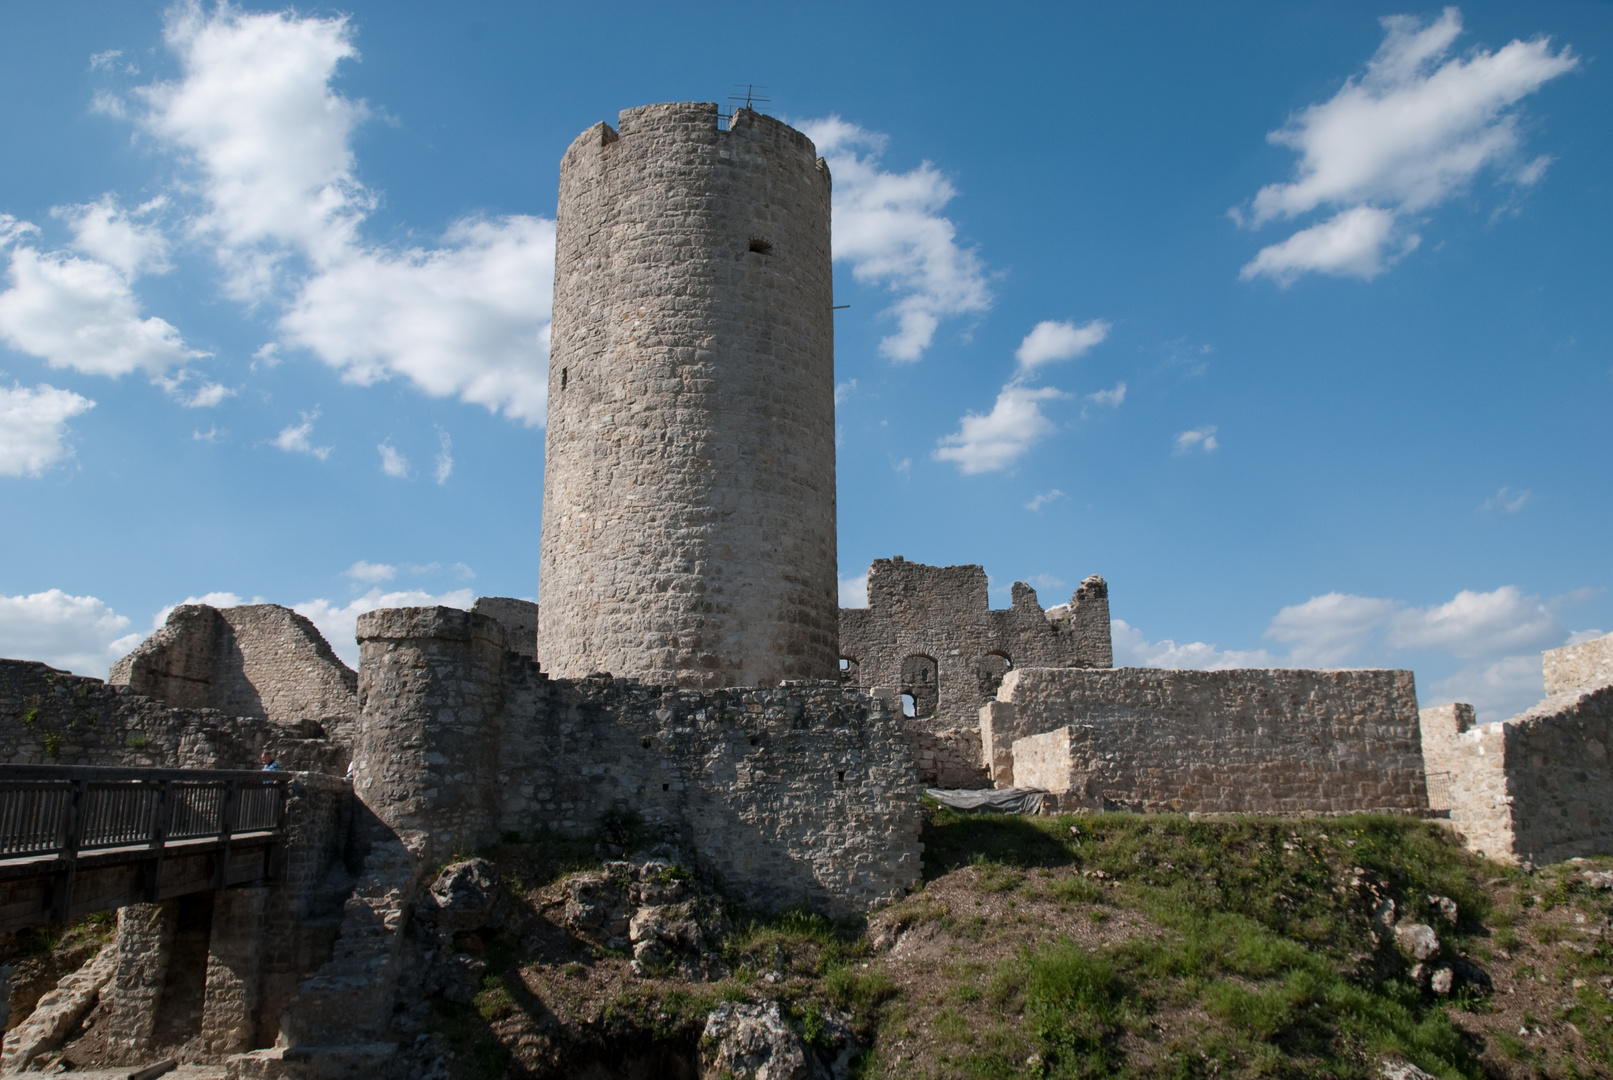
[
  {"xmin": 1429, "ymin": 965, "xmax": 1454, "ymax": 995},
  {"xmin": 0, "ymin": 944, "xmax": 116, "ymax": 1072},
  {"xmin": 1393, "ymin": 922, "xmax": 1440, "ymax": 962},
  {"xmin": 427, "ymin": 858, "xmax": 505, "ymax": 934},
  {"xmin": 1427, "ymin": 894, "xmax": 1459, "ymax": 925},
  {"xmin": 698, "ymin": 1001, "xmax": 858, "ymax": 1080},
  {"xmin": 1380, "ymin": 1061, "xmax": 1439, "ymax": 1080},
  {"xmin": 700, "ymin": 1001, "xmax": 810, "ymax": 1080},
  {"xmin": 1581, "ymin": 869, "xmax": 1613, "ymax": 890}
]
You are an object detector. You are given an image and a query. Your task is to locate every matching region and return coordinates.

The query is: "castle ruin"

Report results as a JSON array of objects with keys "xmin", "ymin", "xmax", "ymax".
[{"xmin": 2, "ymin": 102, "xmax": 1610, "ymax": 1075}]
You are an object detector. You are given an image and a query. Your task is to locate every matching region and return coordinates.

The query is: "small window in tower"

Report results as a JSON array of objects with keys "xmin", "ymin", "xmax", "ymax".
[
  {"xmin": 560, "ymin": 367, "xmax": 568, "ymax": 390},
  {"xmin": 748, "ymin": 236, "xmax": 772, "ymax": 255}
]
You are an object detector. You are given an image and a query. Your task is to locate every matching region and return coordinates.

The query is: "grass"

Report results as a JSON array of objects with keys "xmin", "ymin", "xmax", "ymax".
[{"xmin": 898, "ymin": 807, "xmax": 1514, "ymax": 1078}]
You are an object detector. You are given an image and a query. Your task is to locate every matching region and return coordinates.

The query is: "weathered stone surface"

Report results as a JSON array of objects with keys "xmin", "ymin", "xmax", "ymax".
[
  {"xmin": 1393, "ymin": 922, "xmax": 1441, "ymax": 962},
  {"xmin": 839, "ymin": 559, "xmax": 1111, "ymax": 736},
  {"xmin": 909, "ymin": 727, "xmax": 986, "ymax": 789},
  {"xmin": 1000, "ymin": 667, "xmax": 1429, "ymax": 814},
  {"xmin": 424, "ymin": 859, "xmax": 504, "ymax": 935},
  {"xmin": 0, "ymin": 659, "xmax": 343, "ymax": 773},
  {"xmin": 1543, "ymin": 631, "xmax": 1613, "ymax": 695},
  {"xmin": 99, "ymin": 901, "xmax": 180, "ymax": 1056},
  {"xmin": 698, "ymin": 1000, "xmax": 856, "ymax": 1080},
  {"xmin": 1422, "ymin": 642, "xmax": 1613, "ymax": 865},
  {"xmin": 0, "ymin": 943, "xmax": 116, "ymax": 1071},
  {"xmin": 200, "ymin": 887, "xmax": 269, "ymax": 1056},
  {"xmin": 469, "ymin": 597, "xmax": 538, "ymax": 662},
  {"xmin": 109, "ymin": 604, "xmax": 357, "ymax": 750},
  {"xmin": 541, "ymin": 103, "xmax": 838, "ymax": 690},
  {"xmin": 353, "ymin": 607, "xmax": 923, "ymax": 918}
]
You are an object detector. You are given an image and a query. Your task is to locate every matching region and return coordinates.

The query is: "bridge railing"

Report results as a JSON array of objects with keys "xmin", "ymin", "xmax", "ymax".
[{"xmin": 0, "ymin": 766, "xmax": 290, "ymax": 862}]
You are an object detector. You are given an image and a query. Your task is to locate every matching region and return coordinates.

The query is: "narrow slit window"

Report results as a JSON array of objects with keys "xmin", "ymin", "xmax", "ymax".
[
  {"xmin": 560, "ymin": 367, "xmax": 568, "ymax": 389},
  {"xmin": 748, "ymin": 236, "xmax": 772, "ymax": 255}
]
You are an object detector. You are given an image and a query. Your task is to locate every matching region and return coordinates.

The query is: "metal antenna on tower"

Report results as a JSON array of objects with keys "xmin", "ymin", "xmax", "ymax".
[{"xmin": 722, "ymin": 84, "xmax": 770, "ymax": 127}]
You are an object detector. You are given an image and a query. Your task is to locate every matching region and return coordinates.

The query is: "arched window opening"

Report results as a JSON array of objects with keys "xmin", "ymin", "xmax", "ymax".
[
  {"xmin": 900, "ymin": 693, "xmax": 917, "ymax": 718},
  {"xmin": 974, "ymin": 651, "xmax": 1013, "ymax": 700},
  {"xmin": 899, "ymin": 654, "xmax": 938, "ymax": 718},
  {"xmin": 838, "ymin": 657, "xmax": 860, "ymax": 687}
]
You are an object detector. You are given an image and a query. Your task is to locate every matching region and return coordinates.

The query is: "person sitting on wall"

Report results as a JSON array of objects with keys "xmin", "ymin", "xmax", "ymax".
[{"xmin": 260, "ymin": 750, "xmax": 281, "ymax": 771}]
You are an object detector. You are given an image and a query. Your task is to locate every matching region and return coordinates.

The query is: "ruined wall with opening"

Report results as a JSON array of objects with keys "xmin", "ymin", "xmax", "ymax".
[
  {"xmin": 989, "ymin": 666, "xmax": 1428, "ymax": 814},
  {"xmin": 837, "ymin": 558, "xmax": 1111, "ymax": 786},
  {"xmin": 108, "ymin": 604, "xmax": 358, "ymax": 750},
  {"xmin": 351, "ymin": 607, "xmax": 923, "ymax": 917},
  {"xmin": 1422, "ymin": 632, "xmax": 1613, "ymax": 864},
  {"xmin": 838, "ymin": 559, "xmax": 1111, "ymax": 732}
]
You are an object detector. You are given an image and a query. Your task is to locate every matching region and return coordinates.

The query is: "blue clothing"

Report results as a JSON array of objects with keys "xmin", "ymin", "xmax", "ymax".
[{"xmin": 262, "ymin": 761, "xmax": 282, "ymax": 771}]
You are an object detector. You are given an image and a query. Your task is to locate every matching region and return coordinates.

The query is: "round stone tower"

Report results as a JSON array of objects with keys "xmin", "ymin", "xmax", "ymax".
[{"xmin": 539, "ymin": 102, "xmax": 838, "ymax": 688}]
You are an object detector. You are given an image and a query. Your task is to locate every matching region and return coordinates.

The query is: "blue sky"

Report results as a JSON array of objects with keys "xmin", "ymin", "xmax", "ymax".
[{"xmin": 2, "ymin": 1, "xmax": 1608, "ymax": 721}]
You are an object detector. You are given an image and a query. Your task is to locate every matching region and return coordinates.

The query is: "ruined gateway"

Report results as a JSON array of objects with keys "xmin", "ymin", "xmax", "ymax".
[{"xmin": 1, "ymin": 103, "xmax": 1610, "ymax": 1076}]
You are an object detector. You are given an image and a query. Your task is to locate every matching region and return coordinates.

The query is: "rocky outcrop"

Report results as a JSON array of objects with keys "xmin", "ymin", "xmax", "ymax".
[{"xmin": 698, "ymin": 1000, "xmax": 857, "ymax": 1080}]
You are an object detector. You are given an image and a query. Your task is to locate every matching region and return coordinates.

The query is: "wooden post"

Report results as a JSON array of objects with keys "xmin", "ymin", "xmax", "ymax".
[
  {"xmin": 50, "ymin": 779, "xmax": 86, "ymax": 923},
  {"xmin": 143, "ymin": 779, "xmax": 172, "ymax": 903}
]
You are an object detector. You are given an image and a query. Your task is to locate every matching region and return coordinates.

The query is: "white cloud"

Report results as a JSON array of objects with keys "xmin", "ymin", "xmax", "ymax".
[
  {"xmin": 1266, "ymin": 584, "xmax": 1566, "ymax": 667},
  {"xmin": 296, "ymin": 586, "xmax": 475, "ymax": 666},
  {"xmin": 0, "ymin": 589, "xmax": 140, "ymax": 676},
  {"xmin": 1483, "ymin": 486, "xmax": 1530, "ymax": 513},
  {"xmin": 1025, "ymin": 489, "xmax": 1065, "ymax": 512},
  {"xmin": 89, "ymin": 49, "xmax": 125, "ymax": 72},
  {"xmin": 279, "ymin": 217, "xmax": 554, "ymax": 425},
  {"xmin": 345, "ymin": 560, "xmax": 396, "ymax": 584},
  {"xmin": 124, "ymin": 5, "xmax": 554, "ymax": 425},
  {"xmin": 271, "ymin": 411, "xmax": 331, "ymax": 459},
  {"xmin": 1174, "ymin": 425, "xmax": 1219, "ymax": 453},
  {"xmin": 798, "ymin": 115, "xmax": 992, "ymax": 361},
  {"xmin": 1424, "ymin": 654, "xmax": 1544, "ymax": 723},
  {"xmin": 1239, "ymin": 206, "xmax": 1414, "ymax": 284},
  {"xmin": 838, "ymin": 573, "xmax": 869, "ymax": 608},
  {"xmin": 934, "ymin": 382, "xmax": 1064, "ymax": 474},
  {"xmin": 176, "ymin": 381, "xmax": 232, "ymax": 408},
  {"xmin": 1015, "ymin": 319, "xmax": 1110, "ymax": 372},
  {"xmin": 0, "ymin": 384, "xmax": 95, "ymax": 477},
  {"xmin": 834, "ymin": 379, "xmax": 857, "ymax": 406},
  {"xmin": 0, "ymin": 241, "xmax": 207, "ymax": 378},
  {"xmin": 1386, "ymin": 585, "xmax": 1560, "ymax": 658},
  {"xmin": 1087, "ymin": 382, "xmax": 1126, "ymax": 408},
  {"xmin": 137, "ymin": 2, "xmax": 373, "ymax": 296},
  {"xmin": 55, "ymin": 195, "xmax": 171, "ymax": 278},
  {"xmin": 1237, "ymin": 8, "xmax": 1577, "ymax": 283},
  {"xmin": 1266, "ymin": 593, "xmax": 1403, "ymax": 666},
  {"xmin": 1111, "ymin": 619, "xmax": 1279, "ymax": 670},
  {"xmin": 1567, "ymin": 628, "xmax": 1606, "ymax": 646},
  {"xmin": 377, "ymin": 441, "xmax": 409, "ymax": 478},
  {"xmin": 433, "ymin": 428, "xmax": 453, "ymax": 484}
]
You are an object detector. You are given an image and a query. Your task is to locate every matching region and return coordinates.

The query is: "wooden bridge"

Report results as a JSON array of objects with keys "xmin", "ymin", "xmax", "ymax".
[{"xmin": 0, "ymin": 765, "xmax": 289, "ymax": 934}]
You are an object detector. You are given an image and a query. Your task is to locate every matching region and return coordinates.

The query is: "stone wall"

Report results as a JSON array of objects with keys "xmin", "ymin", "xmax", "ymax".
[
  {"xmin": 993, "ymin": 666, "xmax": 1428, "ymax": 814},
  {"xmin": 1422, "ymin": 662, "xmax": 1613, "ymax": 865},
  {"xmin": 352, "ymin": 607, "xmax": 923, "ymax": 917},
  {"xmin": 109, "ymin": 604, "xmax": 358, "ymax": 749},
  {"xmin": 471, "ymin": 596, "xmax": 539, "ymax": 662},
  {"xmin": 540, "ymin": 102, "xmax": 839, "ymax": 689},
  {"xmin": 0, "ymin": 659, "xmax": 343, "ymax": 773},
  {"xmin": 839, "ymin": 558, "xmax": 1111, "ymax": 733},
  {"xmin": 1544, "ymin": 633, "xmax": 1613, "ymax": 696}
]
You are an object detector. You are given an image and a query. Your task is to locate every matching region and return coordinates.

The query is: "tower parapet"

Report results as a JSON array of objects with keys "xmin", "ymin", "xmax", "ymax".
[{"xmin": 540, "ymin": 102, "xmax": 838, "ymax": 688}]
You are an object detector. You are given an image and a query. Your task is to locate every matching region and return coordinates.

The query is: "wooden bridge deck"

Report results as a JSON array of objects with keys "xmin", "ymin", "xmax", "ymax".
[{"xmin": 0, "ymin": 765, "xmax": 290, "ymax": 933}]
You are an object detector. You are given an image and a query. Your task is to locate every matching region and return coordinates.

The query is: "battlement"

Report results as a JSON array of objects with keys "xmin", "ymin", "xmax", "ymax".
[{"xmin": 562, "ymin": 102, "xmax": 825, "ymax": 172}]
